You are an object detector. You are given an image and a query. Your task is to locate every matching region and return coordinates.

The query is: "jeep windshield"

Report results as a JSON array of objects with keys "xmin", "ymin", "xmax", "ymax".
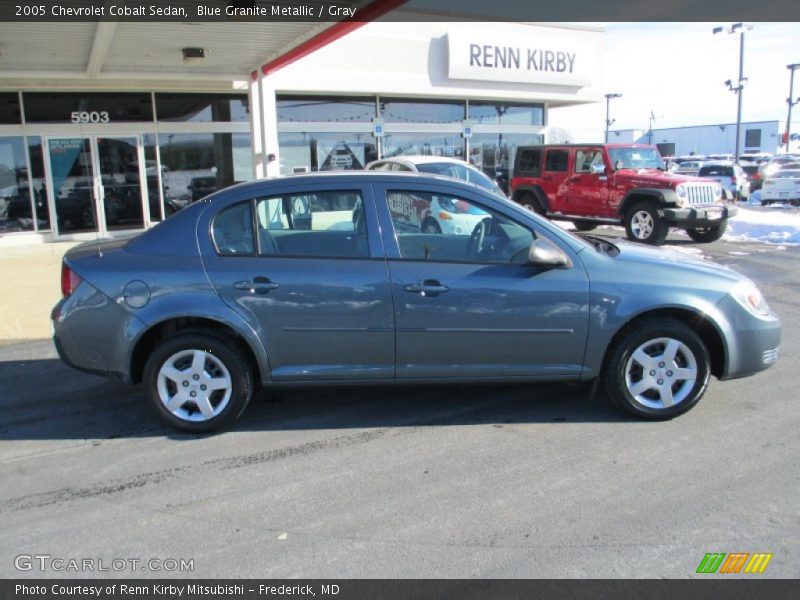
[{"xmin": 608, "ymin": 147, "xmax": 665, "ymax": 171}]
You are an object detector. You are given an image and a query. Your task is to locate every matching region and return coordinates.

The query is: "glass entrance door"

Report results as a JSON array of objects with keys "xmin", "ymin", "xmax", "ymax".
[
  {"xmin": 46, "ymin": 136, "xmax": 147, "ymax": 237},
  {"xmin": 96, "ymin": 136, "xmax": 144, "ymax": 231},
  {"xmin": 47, "ymin": 137, "xmax": 99, "ymax": 234}
]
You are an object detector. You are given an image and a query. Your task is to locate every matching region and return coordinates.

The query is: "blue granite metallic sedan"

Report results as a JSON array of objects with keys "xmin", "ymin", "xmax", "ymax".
[{"xmin": 52, "ymin": 172, "xmax": 781, "ymax": 432}]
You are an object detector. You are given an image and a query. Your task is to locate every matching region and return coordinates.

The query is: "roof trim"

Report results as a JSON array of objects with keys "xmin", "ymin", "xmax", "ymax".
[{"xmin": 253, "ymin": 0, "xmax": 409, "ymax": 80}]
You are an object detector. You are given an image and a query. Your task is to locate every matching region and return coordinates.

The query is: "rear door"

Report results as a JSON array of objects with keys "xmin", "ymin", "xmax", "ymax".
[
  {"xmin": 539, "ymin": 148, "xmax": 570, "ymax": 211},
  {"xmin": 201, "ymin": 182, "xmax": 395, "ymax": 382},
  {"xmin": 373, "ymin": 180, "xmax": 590, "ymax": 380}
]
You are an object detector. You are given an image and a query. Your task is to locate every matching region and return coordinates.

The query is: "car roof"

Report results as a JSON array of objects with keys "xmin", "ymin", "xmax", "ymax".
[
  {"xmin": 373, "ymin": 155, "xmax": 472, "ymax": 166},
  {"xmin": 199, "ymin": 170, "xmax": 488, "ymax": 201}
]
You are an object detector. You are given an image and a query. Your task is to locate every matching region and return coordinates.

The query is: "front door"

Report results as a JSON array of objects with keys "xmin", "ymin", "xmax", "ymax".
[
  {"xmin": 45, "ymin": 135, "xmax": 148, "ymax": 238},
  {"xmin": 565, "ymin": 147, "xmax": 610, "ymax": 216},
  {"xmin": 374, "ymin": 182, "xmax": 591, "ymax": 380}
]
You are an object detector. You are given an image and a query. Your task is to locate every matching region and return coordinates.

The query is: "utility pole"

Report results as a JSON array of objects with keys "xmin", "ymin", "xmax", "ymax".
[
  {"xmin": 786, "ymin": 64, "xmax": 800, "ymax": 153},
  {"xmin": 648, "ymin": 111, "xmax": 655, "ymax": 146},
  {"xmin": 604, "ymin": 93, "xmax": 622, "ymax": 143},
  {"xmin": 714, "ymin": 23, "xmax": 752, "ymax": 162}
]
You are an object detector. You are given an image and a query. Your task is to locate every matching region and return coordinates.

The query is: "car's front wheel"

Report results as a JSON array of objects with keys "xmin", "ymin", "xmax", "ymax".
[
  {"xmin": 143, "ymin": 331, "xmax": 253, "ymax": 432},
  {"xmin": 624, "ymin": 201, "xmax": 669, "ymax": 245},
  {"xmin": 602, "ymin": 319, "xmax": 710, "ymax": 420},
  {"xmin": 686, "ymin": 219, "xmax": 727, "ymax": 243}
]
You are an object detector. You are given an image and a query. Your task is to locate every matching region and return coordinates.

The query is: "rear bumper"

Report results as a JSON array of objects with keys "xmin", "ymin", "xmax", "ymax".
[{"xmin": 663, "ymin": 204, "xmax": 737, "ymax": 228}]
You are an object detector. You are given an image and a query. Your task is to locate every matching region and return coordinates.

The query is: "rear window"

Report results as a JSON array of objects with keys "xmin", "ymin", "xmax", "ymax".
[
  {"xmin": 516, "ymin": 148, "xmax": 542, "ymax": 176},
  {"xmin": 544, "ymin": 150, "xmax": 569, "ymax": 172}
]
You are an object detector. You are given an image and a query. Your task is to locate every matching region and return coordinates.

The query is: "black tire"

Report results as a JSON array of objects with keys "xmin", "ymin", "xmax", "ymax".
[
  {"xmin": 519, "ymin": 192, "xmax": 546, "ymax": 216},
  {"xmin": 624, "ymin": 201, "xmax": 669, "ymax": 245},
  {"xmin": 761, "ymin": 200, "xmax": 770, "ymax": 206},
  {"xmin": 602, "ymin": 319, "xmax": 711, "ymax": 420},
  {"xmin": 421, "ymin": 217, "xmax": 442, "ymax": 234},
  {"xmin": 573, "ymin": 222, "xmax": 597, "ymax": 232},
  {"xmin": 142, "ymin": 331, "xmax": 254, "ymax": 433},
  {"xmin": 686, "ymin": 219, "xmax": 728, "ymax": 243}
]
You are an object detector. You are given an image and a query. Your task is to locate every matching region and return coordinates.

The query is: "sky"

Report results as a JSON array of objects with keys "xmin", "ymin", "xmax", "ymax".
[{"xmin": 548, "ymin": 22, "xmax": 800, "ymax": 143}]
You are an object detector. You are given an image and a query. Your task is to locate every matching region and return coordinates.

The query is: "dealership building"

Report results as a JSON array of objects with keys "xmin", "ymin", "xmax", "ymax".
[{"xmin": 0, "ymin": 15, "xmax": 602, "ymax": 245}]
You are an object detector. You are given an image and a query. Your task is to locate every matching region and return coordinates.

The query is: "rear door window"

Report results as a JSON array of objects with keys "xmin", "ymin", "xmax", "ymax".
[
  {"xmin": 544, "ymin": 150, "xmax": 569, "ymax": 172},
  {"xmin": 516, "ymin": 149, "xmax": 542, "ymax": 176}
]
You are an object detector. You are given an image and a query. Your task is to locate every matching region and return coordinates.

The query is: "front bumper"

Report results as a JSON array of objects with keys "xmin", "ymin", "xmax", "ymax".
[
  {"xmin": 716, "ymin": 296, "xmax": 781, "ymax": 381},
  {"xmin": 663, "ymin": 204, "xmax": 738, "ymax": 228}
]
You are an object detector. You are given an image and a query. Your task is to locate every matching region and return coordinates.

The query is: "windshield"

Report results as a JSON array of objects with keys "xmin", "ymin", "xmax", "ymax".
[
  {"xmin": 416, "ymin": 162, "xmax": 498, "ymax": 192},
  {"xmin": 608, "ymin": 147, "xmax": 665, "ymax": 170}
]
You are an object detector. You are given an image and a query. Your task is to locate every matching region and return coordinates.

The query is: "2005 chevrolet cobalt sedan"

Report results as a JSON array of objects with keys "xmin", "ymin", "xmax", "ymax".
[{"xmin": 52, "ymin": 172, "xmax": 780, "ymax": 432}]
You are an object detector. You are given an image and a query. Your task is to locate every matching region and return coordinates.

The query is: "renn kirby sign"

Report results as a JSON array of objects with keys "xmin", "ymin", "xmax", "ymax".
[{"xmin": 447, "ymin": 29, "xmax": 597, "ymax": 87}]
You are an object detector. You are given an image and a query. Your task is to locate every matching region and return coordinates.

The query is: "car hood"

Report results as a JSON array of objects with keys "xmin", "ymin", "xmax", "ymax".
[
  {"xmin": 607, "ymin": 239, "xmax": 742, "ymax": 284},
  {"xmin": 616, "ymin": 168, "xmax": 707, "ymax": 186}
]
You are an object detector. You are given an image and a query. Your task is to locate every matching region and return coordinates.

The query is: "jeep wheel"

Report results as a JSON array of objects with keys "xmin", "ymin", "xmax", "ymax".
[
  {"xmin": 686, "ymin": 219, "xmax": 727, "ymax": 243},
  {"xmin": 624, "ymin": 201, "xmax": 668, "ymax": 245},
  {"xmin": 573, "ymin": 222, "xmax": 597, "ymax": 232},
  {"xmin": 519, "ymin": 192, "xmax": 545, "ymax": 216}
]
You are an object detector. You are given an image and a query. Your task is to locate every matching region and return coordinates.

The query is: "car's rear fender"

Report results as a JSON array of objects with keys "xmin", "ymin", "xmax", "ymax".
[{"xmin": 127, "ymin": 294, "xmax": 271, "ymax": 385}]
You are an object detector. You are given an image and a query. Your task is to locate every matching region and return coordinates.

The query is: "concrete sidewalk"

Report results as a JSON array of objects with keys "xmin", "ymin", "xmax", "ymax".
[{"xmin": 0, "ymin": 242, "xmax": 79, "ymax": 346}]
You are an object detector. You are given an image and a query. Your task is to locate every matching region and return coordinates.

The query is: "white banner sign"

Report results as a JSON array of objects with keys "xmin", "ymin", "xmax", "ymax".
[{"xmin": 447, "ymin": 29, "xmax": 597, "ymax": 87}]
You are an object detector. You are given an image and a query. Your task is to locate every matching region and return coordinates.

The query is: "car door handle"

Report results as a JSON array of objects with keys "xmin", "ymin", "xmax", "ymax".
[
  {"xmin": 234, "ymin": 277, "xmax": 279, "ymax": 294},
  {"xmin": 404, "ymin": 280, "xmax": 449, "ymax": 297},
  {"xmin": 542, "ymin": 175, "xmax": 553, "ymax": 181}
]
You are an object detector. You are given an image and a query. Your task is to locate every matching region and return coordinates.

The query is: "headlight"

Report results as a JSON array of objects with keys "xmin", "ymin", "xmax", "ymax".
[
  {"xmin": 713, "ymin": 184, "xmax": 722, "ymax": 199},
  {"xmin": 675, "ymin": 184, "xmax": 687, "ymax": 207},
  {"xmin": 731, "ymin": 280, "xmax": 772, "ymax": 318}
]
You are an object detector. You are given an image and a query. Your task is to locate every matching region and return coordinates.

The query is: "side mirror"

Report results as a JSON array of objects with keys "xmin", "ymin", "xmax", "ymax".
[
  {"xmin": 528, "ymin": 238, "xmax": 572, "ymax": 269},
  {"xmin": 590, "ymin": 163, "xmax": 606, "ymax": 176}
]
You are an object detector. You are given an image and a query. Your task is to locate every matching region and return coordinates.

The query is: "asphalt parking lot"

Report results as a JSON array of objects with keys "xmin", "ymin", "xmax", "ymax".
[{"xmin": 1, "ymin": 229, "xmax": 798, "ymax": 579}]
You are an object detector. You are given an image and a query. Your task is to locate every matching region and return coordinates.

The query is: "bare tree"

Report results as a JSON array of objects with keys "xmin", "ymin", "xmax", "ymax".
[{"xmin": 546, "ymin": 127, "xmax": 571, "ymax": 144}]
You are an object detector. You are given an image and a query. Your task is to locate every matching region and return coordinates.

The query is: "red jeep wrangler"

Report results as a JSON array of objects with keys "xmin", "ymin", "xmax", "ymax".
[{"xmin": 510, "ymin": 144, "xmax": 737, "ymax": 245}]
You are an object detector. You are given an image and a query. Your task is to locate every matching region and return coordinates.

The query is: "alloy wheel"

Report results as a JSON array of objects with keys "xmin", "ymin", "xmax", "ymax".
[
  {"xmin": 156, "ymin": 349, "xmax": 232, "ymax": 422},
  {"xmin": 630, "ymin": 210, "xmax": 654, "ymax": 240},
  {"xmin": 624, "ymin": 337, "xmax": 698, "ymax": 410}
]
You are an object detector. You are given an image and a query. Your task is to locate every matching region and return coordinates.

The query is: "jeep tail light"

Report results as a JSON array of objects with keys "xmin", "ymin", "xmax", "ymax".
[
  {"xmin": 731, "ymin": 175, "xmax": 737, "ymax": 185},
  {"xmin": 61, "ymin": 262, "xmax": 83, "ymax": 299}
]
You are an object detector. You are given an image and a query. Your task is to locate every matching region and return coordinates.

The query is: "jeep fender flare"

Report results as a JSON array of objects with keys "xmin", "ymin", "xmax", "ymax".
[
  {"xmin": 618, "ymin": 188, "xmax": 679, "ymax": 216},
  {"xmin": 512, "ymin": 184, "xmax": 550, "ymax": 213}
]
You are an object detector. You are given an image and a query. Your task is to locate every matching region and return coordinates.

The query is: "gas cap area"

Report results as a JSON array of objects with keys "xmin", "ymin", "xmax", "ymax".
[{"xmin": 122, "ymin": 280, "xmax": 151, "ymax": 309}]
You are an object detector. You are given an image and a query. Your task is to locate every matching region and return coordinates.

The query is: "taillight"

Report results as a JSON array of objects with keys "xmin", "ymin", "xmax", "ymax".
[
  {"xmin": 731, "ymin": 176, "xmax": 737, "ymax": 184},
  {"xmin": 61, "ymin": 262, "xmax": 83, "ymax": 299}
]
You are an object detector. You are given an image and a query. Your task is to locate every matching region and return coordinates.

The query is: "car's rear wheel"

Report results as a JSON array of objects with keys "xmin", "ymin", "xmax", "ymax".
[
  {"xmin": 624, "ymin": 201, "xmax": 669, "ymax": 245},
  {"xmin": 686, "ymin": 219, "xmax": 727, "ymax": 243},
  {"xmin": 603, "ymin": 319, "xmax": 710, "ymax": 420},
  {"xmin": 143, "ymin": 332, "xmax": 253, "ymax": 432}
]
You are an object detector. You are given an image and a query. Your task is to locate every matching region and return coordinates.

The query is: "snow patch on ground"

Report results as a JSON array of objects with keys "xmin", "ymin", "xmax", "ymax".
[{"xmin": 723, "ymin": 206, "xmax": 800, "ymax": 246}]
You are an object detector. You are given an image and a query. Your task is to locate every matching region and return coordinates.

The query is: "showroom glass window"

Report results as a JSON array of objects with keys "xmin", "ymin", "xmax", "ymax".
[
  {"xmin": 27, "ymin": 136, "xmax": 51, "ymax": 231},
  {"xmin": 468, "ymin": 101, "xmax": 544, "ymax": 126},
  {"xmin": 22, "ymin": 92, "xmax": 153, "ymax": 123},
  {"xmin": 155, "ymin": 93, "xmax": 250, "ymax": 122},
  {"xmin": 278, "ymin": 132, "xmax": 378, "ymax": 175},
  {"xmin": 382, "ymin": 133, "xmax": 465, "ymax": 160},
  {"xmin": 379, "ymin": 98, "xmax": 465, "ymax": 124},
  {"xmin": 0, "ymin": 137, "xmax": 33, "ymax": 232},
  {"xmin": 469, "ymin": 133, "xmax": 545, "ymax": 194},
  {"xmin": 277, "ymin": 96, "xmax": 376, "ymax": 123},
  {"xmin": 0, "ymin": 93, "xmax": 22, "ymax": 125},
  {"xmin": 158, "ymin": 133, "xmax": 253, "ymax": 206}
]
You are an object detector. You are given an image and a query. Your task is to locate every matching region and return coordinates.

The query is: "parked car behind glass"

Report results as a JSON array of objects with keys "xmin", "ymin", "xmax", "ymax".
[{"xmin": 53, "ymin": 172, "xmax": 780, "ymax": 432}]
